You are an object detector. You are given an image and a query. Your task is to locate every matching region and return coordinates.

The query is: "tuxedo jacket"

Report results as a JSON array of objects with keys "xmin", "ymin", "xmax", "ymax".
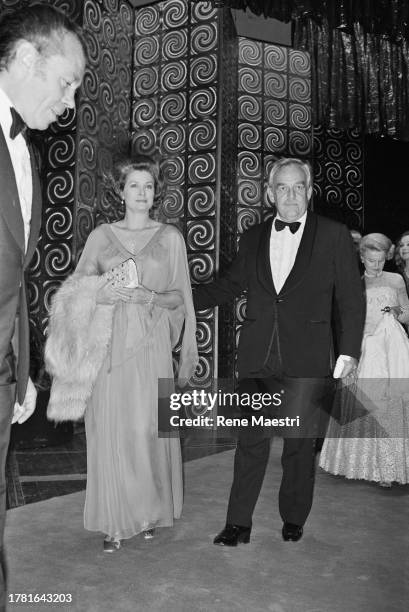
[
  {"xmin": 0, "ymin": 126, "xmax": 42, "ymax": 403},
  {"xmin": 194, "ymin": 211, "xmax": 365, "ymax": 379}
]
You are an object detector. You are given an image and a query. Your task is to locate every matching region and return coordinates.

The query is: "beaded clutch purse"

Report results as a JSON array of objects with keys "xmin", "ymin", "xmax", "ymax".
[{"xmin": 103, "ymin": 258, "xmax": 139, "ymax": 288}]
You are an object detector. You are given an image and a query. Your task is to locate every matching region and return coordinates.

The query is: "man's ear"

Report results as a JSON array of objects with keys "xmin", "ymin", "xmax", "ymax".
[
  {"xmin": 307, "ymin": 185, "xmax": 313, "ymax": 201},
  {"xmin": 13, "ymin": 40, "xmax": 38, "ymax": 76},
  {"xmin": 267, "ymin": 186, "xmax": 275, "ymax": 203}
]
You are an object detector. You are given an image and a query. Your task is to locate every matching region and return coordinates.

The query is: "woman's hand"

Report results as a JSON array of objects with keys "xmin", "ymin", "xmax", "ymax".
[
  {"xmin": 115, "ymin": 286, "xmax": 153, "ymax": 304},
  {"xmin": 96, "ymin": 281, "xmax": 123, "ymax": 305}
]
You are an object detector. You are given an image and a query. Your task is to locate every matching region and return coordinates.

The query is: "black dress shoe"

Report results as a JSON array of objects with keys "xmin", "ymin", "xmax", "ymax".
[
  {"xmin": 282, "ymin": 522, "xmax": 303, "ymax": 542},
  {"xmin": 213, "ymin": 523, "xmax": 251, "ymax": 546}
]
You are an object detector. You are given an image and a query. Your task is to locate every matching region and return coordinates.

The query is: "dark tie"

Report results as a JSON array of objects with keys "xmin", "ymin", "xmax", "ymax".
[
  {"xmin": 275, "ymin": 218, "xmax": 301, "ymax": 234},
  {"xmin": 10, "ymin": 107, "xmax": 27, "ymax": 140}
]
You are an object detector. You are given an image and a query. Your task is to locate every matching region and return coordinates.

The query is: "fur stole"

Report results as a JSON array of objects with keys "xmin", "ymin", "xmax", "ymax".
[{"xmin": 45, "ymin": 273, "xmax": 115, "ymax": 422}]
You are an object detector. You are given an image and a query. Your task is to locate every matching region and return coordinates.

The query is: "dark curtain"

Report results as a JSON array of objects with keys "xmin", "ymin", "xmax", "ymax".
[{"xmin": 215, "ymin": 1, "xmax": 409, "ymax": 137}]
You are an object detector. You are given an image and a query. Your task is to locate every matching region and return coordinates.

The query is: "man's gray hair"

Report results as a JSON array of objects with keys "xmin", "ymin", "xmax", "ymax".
[{"xmin": 268, "ymin": 157, "xmax": 313, "ymax": 190}]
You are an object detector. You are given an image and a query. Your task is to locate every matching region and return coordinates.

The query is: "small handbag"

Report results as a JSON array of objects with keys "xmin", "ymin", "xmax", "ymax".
[{"xmin": 103, "ymin": 258, "xmax": 139, "ymax": 288}]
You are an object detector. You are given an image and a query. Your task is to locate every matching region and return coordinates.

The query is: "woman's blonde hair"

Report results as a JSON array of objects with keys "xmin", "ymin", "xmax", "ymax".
[
  {"xmin": 395, "ymin": 231, "xmax": 409, "ymax": 270},
  {"xmin": 359, "ymin": 233, "xmax": 394, "ymax": 260}
]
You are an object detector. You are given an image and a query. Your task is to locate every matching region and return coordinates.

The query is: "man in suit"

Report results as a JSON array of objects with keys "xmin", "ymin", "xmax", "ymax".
[
  {"xmin": 194, "ymin": 157, "xmax": 365, "ymax": 545},
  {"xmin": 0, "ymin": 5, "xmax": 86, "ymax": 605}
]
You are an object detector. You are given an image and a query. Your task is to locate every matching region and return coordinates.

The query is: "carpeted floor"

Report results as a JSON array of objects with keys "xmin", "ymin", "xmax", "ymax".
[{"xmin": 4, "ymin": 441, "xmax": 409, "ymax": 612}]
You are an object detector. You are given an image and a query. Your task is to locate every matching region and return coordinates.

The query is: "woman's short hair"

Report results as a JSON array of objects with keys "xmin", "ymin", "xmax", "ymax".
[
  {"xmin": 110, "ymin": 154, "xmax": 165, "ymax": 217},
  {"xmin": 395, "ymin": 230, "xmax": 409, "ymax": 270},
  {"xmin": 359, "ymin": 233, "xmax": 394, "ymax": 260}
]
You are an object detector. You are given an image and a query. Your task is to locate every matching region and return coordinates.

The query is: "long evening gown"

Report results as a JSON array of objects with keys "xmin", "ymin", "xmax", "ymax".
[
  {"xmin": 75, "ymin": 223, "xmax": 198, "ymax": 539},
  {"xmin": 319, "ymin": 271, "xmax": 409, "ymax": 484}
]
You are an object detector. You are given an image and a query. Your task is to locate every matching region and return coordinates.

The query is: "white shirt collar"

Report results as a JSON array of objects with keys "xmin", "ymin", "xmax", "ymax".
[{"xmin": 0, "ymin": 87, "xmax": 15, "ymax": 139}]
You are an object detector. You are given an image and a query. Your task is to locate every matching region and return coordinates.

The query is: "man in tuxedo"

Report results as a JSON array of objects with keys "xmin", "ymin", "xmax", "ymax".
[
  {"xmin": 194, "ymin": 158, "xmax": 365, "ymax": 545},
  {"xmin": 0, "ymin": 5, "xmax": 85, "ymax": 605}
]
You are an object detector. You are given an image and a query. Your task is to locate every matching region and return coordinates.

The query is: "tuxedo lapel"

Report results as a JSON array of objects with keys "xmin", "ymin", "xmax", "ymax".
[
  {"xmin": 0, "ymin": 126, "xmax": 25, "ymax": 252},
  {"xmin": 279, "ymin": 210, "xmax": 317, "ymax": 295},
  {"xmin": 256, "ymin": 218, "xmax": 277, "ymax": 297},
  {"xmin": 24, "ymin": 142, "xmax": 42, "ymax": 268}
]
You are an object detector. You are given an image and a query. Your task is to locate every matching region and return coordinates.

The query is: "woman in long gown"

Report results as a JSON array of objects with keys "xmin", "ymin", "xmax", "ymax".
[
  {"xmin": 319, "ymin": 233, "xmax": 409, "ymax": 486},
  {"xmin": 46, "ymin": 155, "xmax": 198, "ymax": 551}
]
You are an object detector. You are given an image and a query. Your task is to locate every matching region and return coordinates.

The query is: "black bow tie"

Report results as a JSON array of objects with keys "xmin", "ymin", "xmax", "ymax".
[
  {"xmin": 10, "ymin": 107, "xmax": 27, "ymax": 140},
  {"xmin": 275, "ymin": 218, "xmax": 301, "ymax": 234}
]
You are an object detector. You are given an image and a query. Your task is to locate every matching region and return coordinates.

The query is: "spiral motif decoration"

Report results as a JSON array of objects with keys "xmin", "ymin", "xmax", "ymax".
[
  {"xmin": 163, "ymin": 30, "xmax": 188, "ymax": 60},
  {"xmin": 191, "ymin": 355, "xmax": 211, "ymax": 386},
  {"xmin": 238, "ymin": 152, "xmax": 261, "ymax": 178},
  {"xmin": 264, "ymin": 45, "xmax": 286, "ymax": 71},
  {"xmin": 45, "ymin": 207, "xmax": 73, "ymax": 241},
  {"xmin": 195, "ymin": 320, "xmax": 212, "ymax": 352},
  {"xmin": 189, "ymin": 88, "xmax": 217, "ymax": 118},
  {"xmin": 100, "ymin": 48, "xmax": 116, "ymax": 81},
  {"xmin": 238, "ymin": 95, "xmax": 261, "ymax": 122},
  {"xmin": 163, "ymin": 0, "xmax": 188, "ymax": 29},
  {"xmin": 98, "ymin": 115, "xmax": 114, "ymax": 146},
  {"xmin": 326, "ymin": 138, "xmax": 343, "ymax": 160},
  {"xmin": 98, "ymin": 148, "xmax": 114, "ymax": 181},
  {"xmin": 190, "ymin": 55, "xmax": 217, "ymax": 86},
  {"xmin": 132, "ymin": 130, "xmax": 156, "ymax": 155},
  {"xmin": 82, "ymin": 68, "xmax": 99, "ymax": 101},
  {"xmin": 188, "ymin": 154, "xmax": 216, "ymax": 184},
  {"xmin": 345, "ymin": 189, "xmax": 362, "ymax": 209},
  {"xmin": 325, "ymin": 162, "xmax": 343, "ymax": 185},
  {"xmin": 239, "ymin": 68, "xmax": 262, "ymax": 94},
  {"xmin": 44, "ymin": 243, "xmax": 72, "ymax": 276},
  {"xmin": 238, "ymin": 124, "xmax": 261, "ymax": 150},
  {"xmin": 49, "ymin": 108, "xmax": 76, "ymax": 133},
  {"xmin": 27, "ymin": 280, "xmax": 39, "ymax": 314},
  {"xmin": 133, "ymin": 99, "xmax": 157, "ymax": 127},
  {"xmin": 103, "ymin": 0, "xmax": 119, "ymax": 12},
  {"xmin": 47, "ymin": 171, "xmax": 74, "ymax": 205},
  {"xmin": 83, "ymin": 0, "xmax": 102, "ymax": 32},
  {"xmin": 346, "ymin": 166, "xmax": 362, "ymax": 187},
  {"xmin": 289, "ymin": 77, "xmax": 311, "ymax": 103},
  {"xmin": 236, "ymin": 298, "xmax": 248, "ymax": 323},
  {"xmin": 134, "ymin": 36, "xmax": 160, "ymax": 65},
  {"xmin": 265, "ymin": 72, "xmax": 287, "ymax": 98},
  {"xmin": 239, "ymin": 40, "xmax": 262, "ymax": 66},
  {"xmin": 119, "ymin": 1, "xmax": 133, "ymax": 28},
  {"xmin": 100, "ymin": 82, "xmax": 115, "ymax": 113},
  {"xmin": 118, "ymin": 65, "xmax": 131, "ymax": 91},
  {"xmin": 238, "ymin": 208, "xmax": 262, "ymax": 232},
  {"xmin": 135, "ymin": 6, "xmax": 160, "ymax": 35},
  {"xmin": 83, "ymin": 30, "xmax": 99, "ymax": 67},
  {"xmin": 187, "ymin": 186, "xmax": 215, "ymax": 217},
  {"xmin": 160, "ymin": 92, "xmax": 186, "ymax": 122},
  {"xmin": 346, "ymin": 142, "xmax": 363, "ymax": 164},
  {"xmin": 189, "ymin": 254, "xmax": 214, "ymax": 283},
  {"xmin": 77, "ymin": 138, "xmax": 97, "ymax": 171},
  {"xmin": 161, "ymin": 62, "xmax": 188, "ymax": 90},
  {"xmin": 289, "ymin": 131, "xmax": 311, "ymax": 155},
  {"xmin": 118, "ymin": 97, "xmax": 130, "ymax": 126},
  {"xmin": 78, "ymin": 103, "xmax": 98, "ymax": 135},
  {"xmin": 189, "ymin": 122, "xmax": 216, "ymax": 151},
  {"xmin": 264, "ymin": 100, "xmax": 287, "ymax": 126},
  {"xmin": 162, "ymin": 188, "xmax": 184, "ymax": 218},
  {"xmin": 191, "ymin": 23, "xmax": 217, "ymax": 53},
  {"xmin": 160, "ymin": 125, "xmax": 185, "ymax": 154},
  {"xmin": 76, "ymin": 208, "xmax": 95, "ymax": 256},
  {"xmin": 238, "ymin": 180, "xmax": 262, "ymax": 207},
  {"xmin": 289, "ymin": 103, "xmax": 311, "ymax": 130},
  {"xmin": 47, "ymin": 135, "xmax": 75, "ymax": 169},
  {"xmin": 187, "ymin": 220, "xmax": 215, "ymax": 251},
  {"xmin": 78, "ymin": 172, "xmax": 96, "ymax": 207},
  {"xmin": 324, "ymin": 185, "xmax": 343, "ymax": 205},
  {"xmin": 162, "ymin": 157, "xmax": 185, "ymax": 185},
  {"xmin": 289, "ymin": 50, "xmax": 310, "ymax": 77},
  {"xmin": 191, "ymin": 0, "xmax": 217, "ymax": 22}
]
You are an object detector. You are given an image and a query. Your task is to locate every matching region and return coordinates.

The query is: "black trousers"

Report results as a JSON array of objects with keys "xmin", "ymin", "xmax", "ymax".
[{"xmin": 225, "ymin": 376, "xmax": 332, "ymax": 528}]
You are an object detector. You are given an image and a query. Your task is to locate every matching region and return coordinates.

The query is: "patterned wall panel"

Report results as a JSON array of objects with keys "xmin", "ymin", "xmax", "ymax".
[
  {"xmin": 132, "ymin": 0, "xmax": 228, "ymax": 386},
  {"xmin": 0, "ymin": 0, "xmax": 83, "ymax": 339},
  {"xmin": 313, "ymin": 124, "xmax": 364, "ymax": 230},
  {"xmin": 235, "ymin": 39, "xmax": 312, "ymax": 352},
  {"xmin": 74, "ymin": 0, "xmax": 134, "ymax": 260}
]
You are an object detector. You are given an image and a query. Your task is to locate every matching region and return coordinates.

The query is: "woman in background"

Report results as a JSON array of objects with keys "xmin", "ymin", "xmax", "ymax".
[
  {"xmin": 395, "ymin": 230, "xmax": 409, "ymax": 295},
  {"xmin": 320, "ymin": 233, "xmax": 409, "ymax": 486},
  {"xmin": 46, "ymin": 154, "xmax": 198, "ymax": 551}
]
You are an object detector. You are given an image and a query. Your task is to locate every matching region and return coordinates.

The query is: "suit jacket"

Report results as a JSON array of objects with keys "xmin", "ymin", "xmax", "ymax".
[
  {"xmin": 0, "ymin": 126, "xmax": 42, "ymax": 403},
  {"xmin": 194, "ymin": 211, "xmax": 365, "ymax": 379}
]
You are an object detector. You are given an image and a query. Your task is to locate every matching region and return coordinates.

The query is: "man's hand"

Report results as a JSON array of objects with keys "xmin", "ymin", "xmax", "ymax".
[
  {"xmin": 12, "ymin": 377, "xmax": 37, "ymax": 424},
  {"xmin": 333, "ymin": 355, "xmax": 358, "ymax": 379}
]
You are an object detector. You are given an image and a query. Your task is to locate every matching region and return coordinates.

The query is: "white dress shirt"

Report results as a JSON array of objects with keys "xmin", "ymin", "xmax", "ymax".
[
  {"xmin": 0, "ymin": 87, "xmax": 32, "ymax": 251},
  {"xmin": 269, "ymin": 211, "xmax": 307, "ymax": 293}
]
